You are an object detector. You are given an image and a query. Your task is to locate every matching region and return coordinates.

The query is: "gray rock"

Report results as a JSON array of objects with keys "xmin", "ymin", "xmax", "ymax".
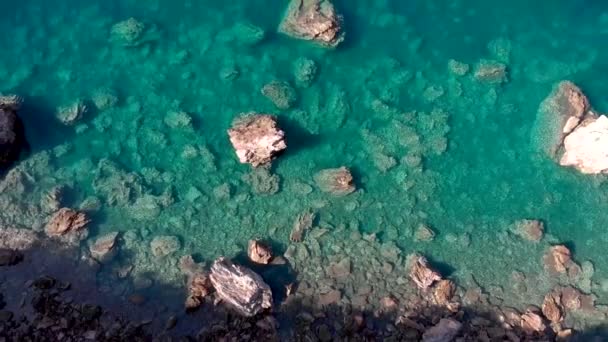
[
  {"xmin": 422, "ymin": 318, "xmax": 462, "ymax": 342},
  {"xmin": 209, "ymin": 257, "xmax": 272, "ymax": 317}
]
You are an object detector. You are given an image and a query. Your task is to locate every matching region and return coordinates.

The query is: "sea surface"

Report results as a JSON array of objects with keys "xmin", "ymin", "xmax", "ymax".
[{"xmin": 1, "ymin": 0, "xmax": 608, "ymax": 332}]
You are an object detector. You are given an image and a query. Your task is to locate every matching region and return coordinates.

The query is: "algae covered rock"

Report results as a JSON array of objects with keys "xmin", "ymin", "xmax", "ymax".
[
  {"xmin": 150, "ymin": 235, "xmax": 181, "ymax": 258},
  {"xmin": 110, "ymin": 17, "xmax": 159, "ymax": 47},
  {"xmin": 261, "ymin": 81, "xmax": 297, "ymax": 109},
  {"xmin": 313, "ymin": 167, "xmax": 355, "ymax": 196},
  {"xmin": 293, "ymin": 57, "xmax": 318, "ymax": 88},
  {"xmin": 0, "ymin": 95, "xmax": 26, "ymax": 170},
  {"xmin": 209, "ymin": 257, "xmax": 273, "ymax": 317},
  {"xmin": 279, "ymin": 0, "xmax": 344, "ymax": 48},
  {"xmin": 511, "ymin": 219, "xmax": 544, "ymax": 242},
  {"xmin": 228, "ymin": 114, "xmax": 286, "ymax": 167},
  {"xmin": 56, "ymin": 100, "xmax": 88, "ymax": 126}
]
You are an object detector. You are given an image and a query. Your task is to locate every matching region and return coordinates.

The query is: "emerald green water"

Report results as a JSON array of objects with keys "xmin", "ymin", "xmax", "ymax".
[{"xmin": 2, "ymin": 0, "xmax": 608, "ymax": 329}]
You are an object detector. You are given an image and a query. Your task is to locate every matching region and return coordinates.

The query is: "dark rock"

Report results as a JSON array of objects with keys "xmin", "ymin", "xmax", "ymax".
[
  {"xmin": 81, "ymin": 304, "xmax": 102, "ymax": 320},
  {"xmin": 33, "ymin": 276, "xmax": 56, "ymax": 290},
  {"xmin": 0, "ymin": 95, "xmax": 26, "ymax": 170},
  {"xmin": 209, "ymin": 257, "xmax": 273, "ymax": 316},
  {"xmin": 0, "ymin": 248, "xmax": 23, "ymax": 266}
]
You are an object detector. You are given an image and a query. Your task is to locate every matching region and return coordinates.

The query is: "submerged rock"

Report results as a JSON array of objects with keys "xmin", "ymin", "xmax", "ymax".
[
  {"xmin": 261, "ymin": 81, "xmax": 297, "ymax": 109},
  {"xmin": 0, "ymin": 95, "xmax": 26, "ymax": 170},
  {"xmin": 474, "ymin": 60, "xmax": 508, "ymax": 84},
  {"xmin": 520, "ymin": 310, "xmax": 547, "ymax": 334},
  {"xmin": 279, "ymin": 0, "xmax": 344, "ymax": 48},
  {"xmin": 89, "ymin": 232, "xmax": 119, "ymax": 262},
  {"xmin": 57, "ymin": 100, "xmax": 87, "ymax": 126},
  {"xmin": 150, "ymin": 235, "xmax": 181, "ymax": 258},
  {"xmin": 512, "ymin": 219, "xmax": 544, "ymax": 242},
  {"xmin": 228, "ymin": 114, "xmax": 286, "ymax": 167},
  {"xmin": 290, "ymin": 210, "xmax": 316, "ymax": 242},
  {"xmin": 543, "ymin": 245, "xmax": 577, "ymax": 275},
  {"xmin": 408, "ymin": 254, "xmax": 442, "ymax": 290},
  {"xmin": 414, "ymin": 224, "xmax": 436, "ymax": 242},
  {"xmin": 294, "ymin": 57, "xmax": 318, "ymax": 87},
  {"xmin": 45, "ymin": 208, "xmax": 91, "ymax": 237},
  {"xmin": 422, "ymin": 318, "xmax": 462, "ymax": 342},
  {"xmin": 110, "ymin": 17, "xmax": 159, "ymax": 47},
  {"xmin": 209, "ymin": 257, "xmax": 273, "ymax": 317},
  {"xmin": 247, "ymin": 240, "xmax": 273, "ymax": 265},
  {"xmin": 313, "ymin": 167, "xmax": 356, "ymax": 196},
  {"xmin": 186, "ymin": 272, "xmax": 213, "ymax": 312},
  {"xmin": 433, "ymin": 279, "xmax": 456, "ymax": 306}
]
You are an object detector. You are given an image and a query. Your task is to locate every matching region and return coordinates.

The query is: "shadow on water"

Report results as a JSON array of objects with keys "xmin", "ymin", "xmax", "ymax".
[
  {"xmin": 1, "ymin": 227, "xmax": 607, "ymax": 340},
  {"xmin": 276, "ymin": 115, "xmax": 324, "ymax": 156},
  {"xmin": 17, "ymin": 95, "xmax": 72, "ymax": 153}
]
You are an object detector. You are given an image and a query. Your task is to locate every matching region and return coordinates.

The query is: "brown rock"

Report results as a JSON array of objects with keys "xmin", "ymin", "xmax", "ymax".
[
  {"xmin": 279, "ymin": 0, "xmax": 344, "ymax": 48},
  {"xmin": 313, "ymin": 167, "xmax": 356, "ymax": 196},
  {"xmin": 247, "ymin": 240, "xmax": 273, "ymax": 264},
  {"xmin": 543, "ymin": 245, "xmax": 573, "ymax": 275},
  {"xmin": 227, "ymin": 114, "xmax": 286, "ymax": 167},
  {"xmin": 512, "ymin": 219, "xmax": 544, "ymax": 242},
  {"xmin": 559, "ymin": 286, "xmax": 582, "ymax": 311},
  {"xmin": 520, "ymin": 311, "xmax": 547, "ymax": 334},
  {"xmin": 45, "ymin": 208, "xmax": 90, "ymax": 236},
  {"xmin": 209, "ymin": 257, "xmax": 273, "ymax": 316},
  {"xmin": 408, "ymin": 254, "xmax": 442, "ymax": 290},
  {"xmin": 186, "ymin": 273, "xmax": 213, "ymax": 311},
  {"xmin": 542, "ymin": 292, "xmax": 563, "ymax": 323},
  {"xmin": 433, "ymin": 279, "xmax": 456, "ymax": 305}
]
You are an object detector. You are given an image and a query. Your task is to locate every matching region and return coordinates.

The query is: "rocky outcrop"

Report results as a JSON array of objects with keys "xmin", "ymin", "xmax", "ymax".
[
  {"xmin": 89, "ymin": 232, "xmax": 119, "ymax": 262},
  {"xmin": 247, "ymin": 240, "xmax": 273, "ymax": 264},
  {"xmin": 313, "ymin": 167, "xmax": 356, "ymax": 196},
  {"xmin": 45, "ymin": 208, "xmax": 90, "ymax": 237},
  {"xmin": 422, "ymin": 318, "xmax": 462, "ymax": 342},
  {"xmin": 0, "ymin": 95, "xmax": 26, "ymax": 170},
  {"xmin": 227, "ymin": 114, "xmax": 286, "ymax": 167},
  {"xmin": 209, "ymin": 257, "xmax": 272, "ymax": 316},
  {"xmin": 531, "ymin": 81, "xmax": 608, "ymax": 174},
  {"xmin": 279, "ymin": 0, "xmax": 344, "ymax": 48},
  {"xmin": 543, "ymin": 245, "xmax": 580, "ymax": 277},
  {"xmin": 408, "ymin": 254, "xmax": 442, "ymax": 290}
]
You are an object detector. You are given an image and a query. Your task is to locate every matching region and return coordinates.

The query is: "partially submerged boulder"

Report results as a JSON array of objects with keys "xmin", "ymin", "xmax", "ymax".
[
  {"xmin": 279, "ymin": 0, "xmax": 344, "ymax": 48},
  {"xmin": 543, "ymin": 245, "xmax": 579, "ymax": 276},
  {"xmin": 247, "ymin": 240, "xmax": 273, "ymax": 264},
  {"xmin": 408, "ymin": 254, "xmax": 442, "ymax": 290},
  {"xmin": 531, "ymin": 81, "xmax": 608, "ymax": 174},
  {"xmin": 209, "ymin": 257, "xmax": 273, "ymax": 316},
  {"xmin": 89, "ymin": 231, "xmax": 119, "ymax": 262},
  {"xmin": 0, "ymin": 95, "xmax": 26, "ymax": 170},
  {"xmin": 313, "ymin": 167, "xmax": 355, "ymax": 196},
  {"xmin": 227, "ymin": 114, "xmax": 286, "ymax": 167},
  {"xmin": 45, "ymin": 208, "xmax": 90, "ymax": 237}
]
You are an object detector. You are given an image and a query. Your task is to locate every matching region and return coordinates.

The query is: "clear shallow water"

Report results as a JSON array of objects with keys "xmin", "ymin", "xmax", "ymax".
[{"xmin": 1, "ymin": 0, "xmax": 608, "ymax": 329}]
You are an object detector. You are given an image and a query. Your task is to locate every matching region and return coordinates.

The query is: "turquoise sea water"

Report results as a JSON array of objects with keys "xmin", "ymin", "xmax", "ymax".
[{"xmin": 2, "ymin": 0, "xmax": 608, "ymax": 330}]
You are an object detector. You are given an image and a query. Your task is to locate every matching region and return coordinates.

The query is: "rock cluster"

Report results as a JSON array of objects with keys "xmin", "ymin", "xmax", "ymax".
[
  {"xmin": 227, "ymin": 114, "xmax": 286, "ymax": 167},
  {"xmin": 0, "ymin": 95, "xmax": 26, "ymax": 170},
  {"xmin": 209, "ymin": 257, "xmax": 273, "ymax": 317},
  {"xmin": 44, "ymin": 208, "xmax": 90, "ymax": 237},
  {"xmin": 532, "ymin": 81, "xmax": 608, "ymax": 174},
  {"xmin": 279, "ymin": 0, "xmax": 344, "ymax": 48}
]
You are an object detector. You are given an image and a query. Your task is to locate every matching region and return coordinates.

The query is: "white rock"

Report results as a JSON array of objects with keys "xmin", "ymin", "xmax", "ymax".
[{"xmin": 560, "ymin": 115, "xmax": 608, "ymax": 174}]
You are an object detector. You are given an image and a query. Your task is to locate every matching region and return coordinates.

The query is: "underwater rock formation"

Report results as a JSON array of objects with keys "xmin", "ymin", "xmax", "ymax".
[
  {"xmin": 313, "ymin": 167, "xmax": 356, "ymax": 196},
  {"xmin": 247, "ymin": 240, "xmax": 273, "ymax": 264},
  {"xmin": 110, "ymin": 18, "xmax": 159, "ymax": 47},
  {"xmin": 0, "ymin": 95, "xmax": 26, "ymax": 170},
  {"xmin": 511, "ymin": 219, "xmax": 544, "ymax": 242},
  {"xmin": 408, "ymin": 254, "xmax": 442, "ymax": 290},
  {"xmin": 289, "ymin": 210, "xmax": 316, "ymax": 242},
  {"xmin": 149, "ymin": 235, "xmax": 180, "ymax": 258},
  {"xmin": 89, "ymin": 232, "xmax": 119, "ymax": 262},
  {"xmin": 56, "ymin": 100, "xmax": 87, "ymax": 126},
  {"xmin": 532, "ymin": 81, "xmax": 608, "ymax": 174},
  {"xmin": 279, "ymin": 0, "xmax": 344, "ymax": 48},
  {"xmin": 45, "ymin": 208, "xmax": 90, "ymax": 237},
  {"xmin": 209, "ymin": 257, "xmax": 273, "ymax": 317},
  {"xmin": 0, "ymin": 249, "xmax": 23, "ymax": 266},
  {"xmin": 261, "ymin": 81, "xmax": 297, "ymax": 109},
  {"xmin": 422, "ymin": 318, "xmax": 462, "ymax": 342},
  {"xmin": 227, "ymin": 114, "xmax": 286, "ymax": 167}
]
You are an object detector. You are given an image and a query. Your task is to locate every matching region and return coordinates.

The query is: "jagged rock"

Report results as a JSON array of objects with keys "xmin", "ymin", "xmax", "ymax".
[
  {"xmin": 543, "ymin": 245, "xmax": 576, "ymax": 275},
  {"xmin": 0, "ymin": 249, "xmax": 23, "ymax": 266},
  {"xmin": 209, "ymin": 257, "xmax": 273, "ymax": 317},
  {"xmin": 408, "ymin": 254, "xmax": 442, "ymax": 290},
  {"xmin": 542, "ymin": 292, "xmax": 563, "ymax": 323},
  {"xmin": 150, "ymin": 235, "xmax": 181, "ymax": 258},
  {"xmin": 433, "ymin": 279, "xmax": 456, "ymax": 305},
  {"xmin": 227, "ymin": 114, "xmax": 286, "ymax": 167},
  {"xmin": 532, "ymin": 81, "xmax": 590, "ymax": 158},
  {"xmin": 261, "ymin": 81, "xmax": 297, "ymax": 110},
  {"xmin": 0, "ymin": 95, "xmax": 26, "ymax": 170},
  {"xmin": 289, "ymin": 210, "xmax": 316, "ymax": 242},
  {"xmin": 186, "ymin": 273, "xmax": 213, "ymax": 311},
  {"xmin": 89, "ymin": 232, "xmax": 119, "ymax": 262},
  {"xmin": 422, "ymin": 318, "xmax": 462, "ymax": 342},
  {"xmin": 247, "ymin": 240, "xmax": 273, "ymax": 264},
  {"xmin": 179, "ymin": 255, "xmax": 204, "ymax": 277},
  {"xmin": 279, "ymin": 0, "xmax": 344, "ymax": 48},
  {"xmin": 512, "ymin": 219, "xmax": 544, "ymax": 242},
  {"xmin": 313, "ymin": 167, "xmax": 356, "ymax": 196},
  {"xmin": 520, "ymin": 310, "xmax": 547, "ymax": 334},
  {"xmin": 45, "ymin": 208, "xmax": 90, "ymax": 236}
]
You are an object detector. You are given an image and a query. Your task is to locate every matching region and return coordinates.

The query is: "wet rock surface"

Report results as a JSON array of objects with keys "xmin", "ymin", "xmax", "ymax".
[
  {"xmin": 279, "ymin": 0, "xmax": 344, "ymax": 47},
  {"xmin": 89, "ymin": 231, "xmax": 119, "ymax": 262},
  {"xmin": 0, "ymin": 95, "xmax": 26, "ymax": 170},
  {"xmin": 227, "ymin": 114, "xmax": 286, "ymax": 167},
  {"xmin": 209, "ymin": 257, "xmax": 273, "ymax": 316},
  {"xmin": 408, "ymin": 254, "xmax": 442, "ymax": 290},
  {"xmin": 313, "ymin": 167, "xmax": 356, "ymax": 196},
  {"xmin": 44, "ymin": 208, "xmax": 91, "ymax": 237},
  {"xmin": 247, "ymin": 239, "xmax": 273, "ymax": 264}
]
